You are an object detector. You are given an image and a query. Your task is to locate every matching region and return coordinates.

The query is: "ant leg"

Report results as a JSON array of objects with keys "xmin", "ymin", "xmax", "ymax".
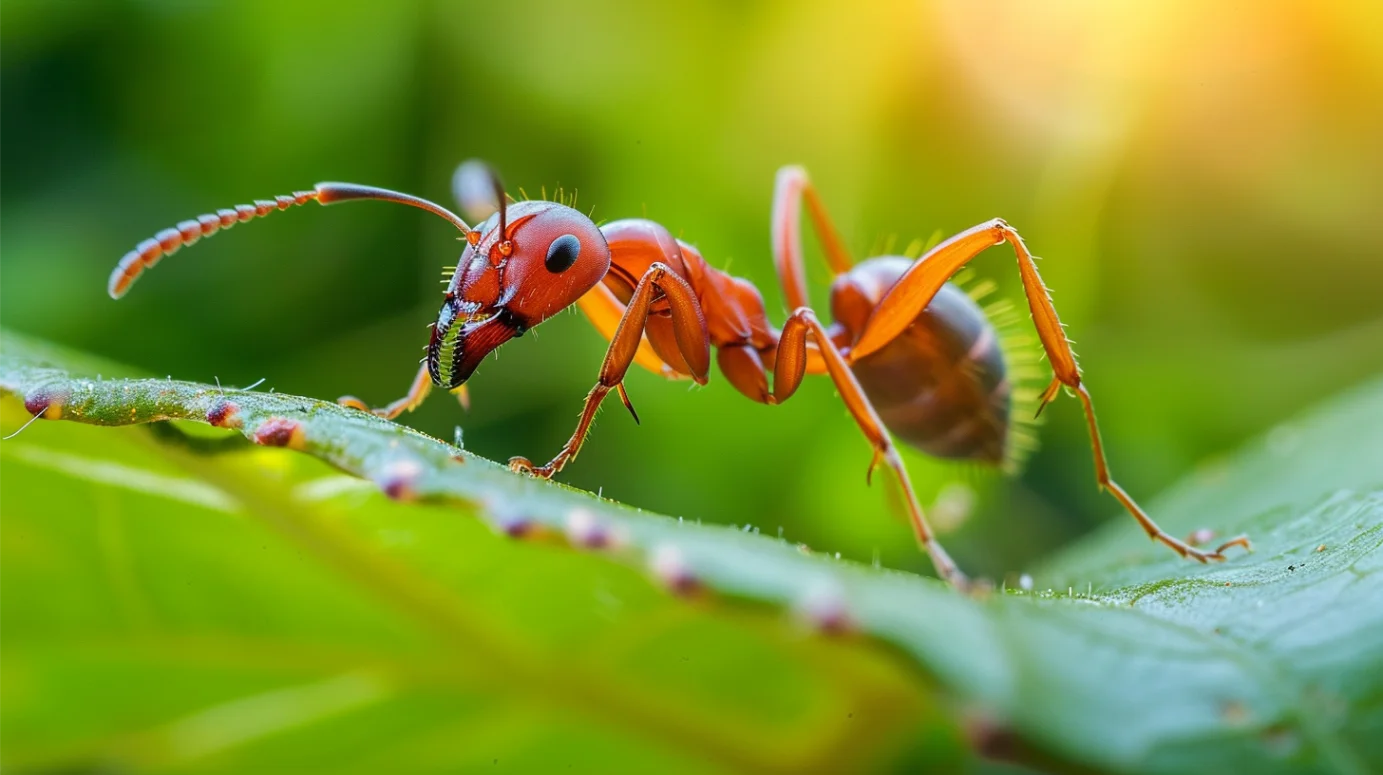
[
  {"xmin": 576, "ymin": 282, "xmax": 687, "ymax": 380},
  {"xmin": 509, "ymin": 263, "xmax": 710, "ymax": 479},
  {"xmin": 1071, "ymin": 384, "xmax": 1251, "ymax": 560},
  {"xmin": 772, "ymin": 166, "xmax": 854, "ymax": 311},
  {"xmin": 774, "ymin": 306, "xmax": 966, "ymax": 586},
  {"xmin": 717, "ymin": 345, "xmax": 772, "ymax": 404},
  {"xmin": 849, "ymin": 219, "xmax": 1250, "ymax": 563},
  {"xmin": 338, "ymin": 362, "xmax": 470, "ymax": 420}
]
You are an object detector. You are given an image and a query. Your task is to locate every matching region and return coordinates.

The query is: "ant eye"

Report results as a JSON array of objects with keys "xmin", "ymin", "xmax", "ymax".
[{"xmin": 545, "ymin": 234, "xmax": 580, "ymax": 273}]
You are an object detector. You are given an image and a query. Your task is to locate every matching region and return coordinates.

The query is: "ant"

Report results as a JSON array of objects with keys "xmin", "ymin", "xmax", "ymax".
[{"xmin": 109, "ymin": 160, "xmax": 1250, "ymax": 586}]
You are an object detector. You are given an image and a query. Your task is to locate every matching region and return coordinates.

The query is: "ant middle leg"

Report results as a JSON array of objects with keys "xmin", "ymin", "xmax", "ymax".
[
  {"xmin": 848, "ymin": 219, "xmax": 1250, "ymax": 563},
  {"xmin": 772, "ymin": 306, "xmax": 967, "ymax": 586}
]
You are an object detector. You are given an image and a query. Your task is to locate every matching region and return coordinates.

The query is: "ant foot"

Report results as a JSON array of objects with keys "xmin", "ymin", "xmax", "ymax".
[
  {"xmin": 1169, "ymin": 532, "xmax": 1252, "ymax": 563},
  {"xmin": 508, "ymin": 456, "xmax": 557, "ymax": 479},
  {"xmin": 1209, "ymin": 534, "xmax": 1253, "ymax": 559},
  {"xmin": 337, "ymin": 395, "xmax": 371, "ymax": 413},
  {"xmin": 336, "ymin": 395, "xmax": 402, "ymax": 419},
  {"xmin": 959, "ymin": 576, "xmax": 995, "ymax": 599},
  {"xmin": 926, "ymin": 543, "xmax": 970, "ymax": 590}
]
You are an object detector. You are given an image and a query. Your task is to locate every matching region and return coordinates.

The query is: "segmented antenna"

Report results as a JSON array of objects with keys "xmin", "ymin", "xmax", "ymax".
[
  {"xmin": 108, "ymin": 191, "xmax": 315, "ymax": 299},
  {"xmin": 109, "ymin": 183, "xmax": 471, "ymax": 299}
]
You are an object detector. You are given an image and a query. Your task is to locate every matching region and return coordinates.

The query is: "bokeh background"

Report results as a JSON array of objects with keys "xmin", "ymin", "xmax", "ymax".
[{"xmin": 4, "ymin": 0, "xmax": 1381, "ymax": 579}]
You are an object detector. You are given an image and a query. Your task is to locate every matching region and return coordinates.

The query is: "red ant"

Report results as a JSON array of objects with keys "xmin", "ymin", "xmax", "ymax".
[{"xmin": 109, "ymin": 160, "xmax": 1250, "ymax": 585}]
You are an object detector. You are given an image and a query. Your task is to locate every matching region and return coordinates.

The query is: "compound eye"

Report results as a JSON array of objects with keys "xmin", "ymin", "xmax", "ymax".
[{"xmin": 545, "ymin": 234, "xmax": 580, "ymax": 273}]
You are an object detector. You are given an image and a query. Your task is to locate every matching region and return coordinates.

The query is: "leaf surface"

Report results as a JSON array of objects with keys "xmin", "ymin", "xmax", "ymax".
[{"xmin": 2, "ymin": 330, "xmax": 1379, "ymax": 774}]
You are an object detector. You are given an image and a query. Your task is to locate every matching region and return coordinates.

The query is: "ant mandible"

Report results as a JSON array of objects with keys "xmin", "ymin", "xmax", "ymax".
[{"xmin": 109, "ymin": 160, "xmax": 1251, "ymax": 586}]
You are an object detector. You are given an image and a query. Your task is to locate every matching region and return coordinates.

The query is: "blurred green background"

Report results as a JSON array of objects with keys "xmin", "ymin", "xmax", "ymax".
[{"xmin": 4, "ymin": 0, "xmax": 1381, "ymax": 579}]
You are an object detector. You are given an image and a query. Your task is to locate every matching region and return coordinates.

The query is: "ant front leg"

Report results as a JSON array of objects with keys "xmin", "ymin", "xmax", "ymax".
[
  {"xmin": 508, "ymin": 263, "xmax": 710, "ymax": 479},
  {"xmin": 338, "ymin": 362, "xmax": 470, "ymax": 420},
  {"xmin": 576, "ymin": 282, "xmax": 685, "ymax": 380},
  {"xmin": 773, "ymin": 307, "xmax": 966, "ymax": 587},
  {"xmin": 850, "ymin": 219, "xmax": 1251, "ymax": 563}
]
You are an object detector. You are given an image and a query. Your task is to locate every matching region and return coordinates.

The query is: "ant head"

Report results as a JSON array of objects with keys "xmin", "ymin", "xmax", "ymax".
[
  {"xmin": 105, "ymin": 159, "xmax": 608, "ymax": 391},
  {"xmin": 428, "ymin": 179, "xmax": 610, "ymax": 389}
]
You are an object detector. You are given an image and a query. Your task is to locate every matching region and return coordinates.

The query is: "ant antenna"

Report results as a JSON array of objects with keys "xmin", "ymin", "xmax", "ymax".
[
  {"xmin": 109, "ymin": 183, "xmax": 471, "ymax": 299},
  {"xmin": 487, "ymin": 167, "xmax": 508, "ymax": 238}
]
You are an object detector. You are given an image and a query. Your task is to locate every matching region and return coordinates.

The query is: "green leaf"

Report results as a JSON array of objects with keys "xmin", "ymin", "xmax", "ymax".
[{"xmin": 2, "ymin": 329, "xmax": 1380, "ymax": 774}]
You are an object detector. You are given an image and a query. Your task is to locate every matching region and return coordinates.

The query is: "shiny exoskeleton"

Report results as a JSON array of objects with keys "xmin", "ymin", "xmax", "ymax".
[
  {"xmin": 833, "ymin": 260, "xmax": 1010, "ymax": 464},
  {"xmin": 109, "ymin": 161, "xmax": 1251, "ymax": 586}
]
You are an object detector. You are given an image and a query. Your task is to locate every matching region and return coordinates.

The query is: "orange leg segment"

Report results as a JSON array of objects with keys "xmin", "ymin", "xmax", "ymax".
[
  {"xmin": 773, "ymin": 166, "xmax": 854, "ymax": 311},
  {"xmin": 576, "ymin": 282, "xmax": 685, "ymax": 380},
  {"xmin": 849, "ymin": 218, "xmax": 1250, "ymax": 563},
  {"xmin": 338, "ymin": 362, "xmax": 469, "ymax": 420},
  {"xmin": 510, "ymin": 263, "xmax": 711, "ymax": 479},
  {"xmin": 774, "ymin": 307, "xmax": 964, "ymax": 585},
  {"xmin": 717, "ymin": 345, "xmax": 772, "ymax": 404},
  {"xmin": 1073, "ymin": 384, "xmax": 1251, "ymax": 561}
]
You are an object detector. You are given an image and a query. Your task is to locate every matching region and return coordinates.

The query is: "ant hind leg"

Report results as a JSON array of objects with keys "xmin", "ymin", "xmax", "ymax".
[{"xmin": 848, "ymin": 219, "xmax": 1251, "ymax": 564}]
